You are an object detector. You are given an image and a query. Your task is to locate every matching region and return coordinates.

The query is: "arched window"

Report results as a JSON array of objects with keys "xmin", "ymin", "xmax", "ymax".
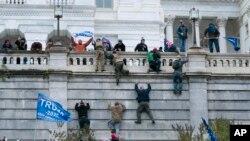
[
  {"xmin": 23, "ymin": 57, "xmax": 28, "ymax": 64},
  {"xmin": 162, "ymin": 59, "xmax": 166, "ymax": 66},
  {"xmin": 3, "ymin": 57, "xmax": 7, "ymax": 64},
  {"xmin": 89, "ymin": 58, "xmax": 94, "ymax": 65},
  {"xmin": 76, "ymin": 58, "xmax": 80, "ymax": 65},
  {"xmin": 16, "ymin": 57, "xmax": 21, "ymax": 64},
  {"xmin": 37, "ymin": 58, "xmax": 41, "ymax": 65},
  {"xmin": 10, "ymin": 57, "xmax": 14, "ymax": 64},
  {"xmin": 83, "ymin": 58, "xmax": 87, "ymax": 65},
  {"xmin": 30, "ymin": 57, "xmax": 34, "ymax": 64},
  {"xmin": 69, "ymin": 58, "xmax": 73, "ymax": 65}
]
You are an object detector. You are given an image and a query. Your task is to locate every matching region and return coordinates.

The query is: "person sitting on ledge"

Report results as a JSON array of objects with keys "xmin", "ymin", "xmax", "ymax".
[
  {"xmin": 1, "ymin": 39, "xmax": 13, "ymax": 51},
  {"xmin": 15, "ymin": 37, "xmax": 27, "ymax": 51},
  {"xmin": 164, "ymin": 38, "xmax": 179, "ymax": 54},
  {"xmin": 147, "ymin": 48, "xmax": 161, "ymax": 73},
  {"xmin": 31, "ymin": 42, "xmax": 42, "ymax": 52}
]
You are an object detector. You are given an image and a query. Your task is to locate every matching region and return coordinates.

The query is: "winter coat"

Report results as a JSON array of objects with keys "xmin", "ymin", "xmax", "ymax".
[
  {"xmin": 176, "ymin": 25, "xmax": 188, "ymax": 39},
  {"xmin": 135, "ymin": 84, "xmax": 151, "ymax": 103},
  {"xmin": 113, "ymin": 43, "xmax": 126, "ymax": 51},
  {"xmin": 75, "ymin": 103, "xmax": 90, "ymax": 118},
  {"xmin": 108, "ymin": 103, "xmax": 126, "ymax": 122},
  {"xmin": 204, "ymin": 24, "xmax": 220, "ymax": 39},
  {"xmin": 135, "ymin": 43, "xmax": 148, "ymax": 52}
]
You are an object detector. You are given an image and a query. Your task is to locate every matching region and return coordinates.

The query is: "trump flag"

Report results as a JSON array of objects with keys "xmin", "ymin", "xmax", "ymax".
[
  {"xmin": 224, "ymin": 37, "xmax": 240, "ymax": 51},
  {"xmin": 36, "ymin": 93, "xmax": 71, "ymax": 122}
]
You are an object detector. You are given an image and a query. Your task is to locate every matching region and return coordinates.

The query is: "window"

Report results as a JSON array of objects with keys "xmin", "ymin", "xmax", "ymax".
[{"xmin": 96, "ymin": 0, "xmax": 112, "ymax": 8}]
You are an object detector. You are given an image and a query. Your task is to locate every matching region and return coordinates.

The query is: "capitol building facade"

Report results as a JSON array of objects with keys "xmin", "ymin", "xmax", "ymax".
[{"xmin": 0, "ymin": 0, "xmax": 248, "ymax": 53}]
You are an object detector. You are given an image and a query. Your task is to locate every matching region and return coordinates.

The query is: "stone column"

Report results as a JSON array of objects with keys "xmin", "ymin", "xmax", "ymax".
[
  {"xmin": 48, "ymin": 46, "xmax": 69, "ymax": 139},
  {"xmin": 217, "ymin": 17, "xmax": 228, "ymax": 53},
  {"xmin": 187, "ymin": 48, "xmax": 209, "ymax": 133},
  {"xmin": 165, "ymin": 15, "xmax": 175, "ymax": 42}
]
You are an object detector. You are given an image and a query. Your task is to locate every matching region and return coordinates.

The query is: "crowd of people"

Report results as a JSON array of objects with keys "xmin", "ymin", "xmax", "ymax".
[{"xmin": 0, "ymin": 22, "xmax": 220, "ymax": 54}]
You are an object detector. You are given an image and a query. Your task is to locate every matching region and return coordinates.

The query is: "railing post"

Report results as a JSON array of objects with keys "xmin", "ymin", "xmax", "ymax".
[{"xmin": 187, "ymin": 47, "xmax": 210, "ymax": 134}]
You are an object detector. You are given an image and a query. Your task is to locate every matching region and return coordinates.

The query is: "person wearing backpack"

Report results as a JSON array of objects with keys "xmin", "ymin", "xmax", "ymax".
[
  {"xmin": 172, "ymin": 56, "xmax": 188, "ymax": 94},
  {"xmin": 147, "ymin": 48, "xmax": 161, "ymax": 72},
  {"xmin": 204, "ymin": 23, "xmax": 220, "ymax": 53},
  {"xmin": 176, "ymin": 20, "xmax": 188, "ymax": 52}
]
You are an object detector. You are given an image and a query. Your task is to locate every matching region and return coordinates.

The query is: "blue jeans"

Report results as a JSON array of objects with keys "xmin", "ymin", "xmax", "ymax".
[
  {"xmin": 108, "ymin": 120, "xmax": 121, "ymax": 134},
  {"xmin": 173, "ymin": 71, "xmax": 183, "ymax": 94},
  {"xmin": 179, "ymin": 38, "xmax": 186, "ymax": 52},
  {"xmin": 208, "ymin": 39, "xmax": 220, "ymax": 53}
]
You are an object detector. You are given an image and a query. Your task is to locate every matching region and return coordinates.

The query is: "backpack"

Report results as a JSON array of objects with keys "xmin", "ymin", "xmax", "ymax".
[
  {"xmin": 147, "ymin": 51, "xmax": 154, "ymax": 62},
  {"xmin": 172, "ymin": 60, "xmax": 180, "ymax": 69}
]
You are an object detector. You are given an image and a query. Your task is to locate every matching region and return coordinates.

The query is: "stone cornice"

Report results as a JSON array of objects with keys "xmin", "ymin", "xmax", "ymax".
[{"xmin": 0, "ymin": 5, "xmax": 95, "ymax": 17}]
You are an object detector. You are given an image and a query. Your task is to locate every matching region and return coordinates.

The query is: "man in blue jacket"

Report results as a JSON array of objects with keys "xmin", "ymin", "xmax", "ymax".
[{"xmin": 134, "ymin": 83, "xmax": 155, "ymax": 124}]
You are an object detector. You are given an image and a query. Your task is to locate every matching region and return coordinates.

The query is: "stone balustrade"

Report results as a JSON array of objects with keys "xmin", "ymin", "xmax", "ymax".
[
  {"xmin": 1, "ymin": 50, "xmax": 250, "ymax": 75},
  {"xmin": 0, "ymin": 51, "xmax": 49, "ymax": 71}
]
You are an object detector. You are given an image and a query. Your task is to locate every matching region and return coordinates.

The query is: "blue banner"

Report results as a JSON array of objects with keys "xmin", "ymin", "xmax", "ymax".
[
  {"xmin": 202, "ymin": 117, "xmax": 218, "ymax": 141},
  {"xmin": 73, "ymin": 31, "xmax": 94, "ymax": 38},
  {"xmin": 224, "ymin": 37, "xmax": 240, "ymax": 51},
  {"xmin": 36, "ymin": 93, "xmax": 71, "ymax": 122}
]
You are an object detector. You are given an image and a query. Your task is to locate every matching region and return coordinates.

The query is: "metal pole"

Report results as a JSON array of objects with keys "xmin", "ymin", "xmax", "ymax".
[
  {"xmin": 57, "ymin": 16, "xmax": 60, "ymax": 39},
  {"xmin": 193, "ymin": 19, "xmax": 197, "ymax": 47}
]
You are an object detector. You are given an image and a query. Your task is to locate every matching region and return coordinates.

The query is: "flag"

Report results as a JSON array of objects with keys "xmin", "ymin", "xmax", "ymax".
[
  {"xmin": 202, "ymin": 117, "xmax": 218, "ymax": 141},
  {"xmin": 72, "ymin": 31, "xmax": 94, "ymax": 43},
  {"xmin": 224, "ymin": 37, "xmax": 240, "ymax": 51},
  {"xmin": 73, "ymin": 31, "xmax": 94, "ymax": 38},
  {"xmin": 36, "ymin": 93, "xmax": 71, "ymax": 122},
  {"xmin": 101, "ymin": 37, "xmax": 111, "ymax": 44},
  {"xmin": 101, "ymin": 37, "xmax": 112, "ymax": 50}
]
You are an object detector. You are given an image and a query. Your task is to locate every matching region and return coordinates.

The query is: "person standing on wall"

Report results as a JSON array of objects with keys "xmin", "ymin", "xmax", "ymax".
[
  {"xmin": 94, "ymin": 38, "xmax": 106, "ymax": 72},
  {"xmin": 134, "ymin": 37, "xmax": 148, "ymax": 52},
  {"xmin": 176, "ymin": 20, "xmax": 188, "ymax": 52},
  {"xmin": 113, "ymin": 39, "xmax": 126, "ymax": 51},
  {"xmin": 204, "ymin": 23, "xmax": 220, "ymax": 53}
]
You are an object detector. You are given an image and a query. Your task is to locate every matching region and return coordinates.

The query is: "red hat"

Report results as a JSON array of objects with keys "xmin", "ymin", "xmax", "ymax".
[
  {"xmin": 153, "ymin": 48, "xmax": 157, "ymax": 51},
  {"xmin": 111, "ymin": 133, "xmax": 118, "ymax": 139}
]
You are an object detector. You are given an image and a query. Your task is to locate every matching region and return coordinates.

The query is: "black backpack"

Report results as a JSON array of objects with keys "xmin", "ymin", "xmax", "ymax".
[{"xmin": 172, "ymin": 60, "xmax": 180, "ymax": 69}]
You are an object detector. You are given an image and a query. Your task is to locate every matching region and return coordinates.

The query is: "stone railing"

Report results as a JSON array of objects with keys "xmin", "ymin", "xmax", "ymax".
[
  {"xmin": 0, "ymin": 51, "xmax": 49, "ymax": 71},
  {"xmin": 68, "ymin": 51, "xmax": 180, "ymax": 73},
  {"xmin": 1, "ymin": 0, "xmax": 26, "ymax": 4},
  {"xmin": 1, "ymin": 49, "xmax": 250, "ymax": 75},
  {"xmin": 206, "ymin": 54, "xmax": 250, "ymax": 74}
]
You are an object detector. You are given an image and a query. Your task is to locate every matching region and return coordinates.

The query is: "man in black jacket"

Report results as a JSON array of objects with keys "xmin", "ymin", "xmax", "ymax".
[
  {"xmin": 75, "ymin": 100, "xmax": 90, "ymax": 129},
  {"xmin": 134, "ymin": 38, "xmax": 148, "ymax": 52},
  {"xmin": 134, "ymin": 83, "xmax": 155, "ymax": 124},
  {"xmin": 113, "ymin": 39, "xmax": 126, "ymax": 51}
]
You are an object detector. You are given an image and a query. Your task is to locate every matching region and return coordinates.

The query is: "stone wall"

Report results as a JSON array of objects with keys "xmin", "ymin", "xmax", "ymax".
[{"xmin": 1, "ymin": 48, "xmax": 250, "ymax": 140}]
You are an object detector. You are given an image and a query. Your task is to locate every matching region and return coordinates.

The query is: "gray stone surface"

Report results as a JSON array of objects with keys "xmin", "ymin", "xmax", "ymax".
[{"xmin": 1, "ymin": 51, "xmax": 250, "ymax": 140}]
